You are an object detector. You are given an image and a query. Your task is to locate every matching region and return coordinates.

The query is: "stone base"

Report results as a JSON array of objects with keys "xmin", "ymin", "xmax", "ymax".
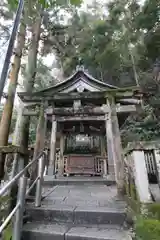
[
  {"xmin": 103, "ymin": 174, "xmax": 115, "ymax": 181},
  {"xmin": 44, "ymin": 175, "xmax": 57, "ymax": 182},
  {"xmin": 57, "ymin": 171, "xmax": 64, "ymax": 177},
  {"xmin": 47, "ymin": 166, "xmax": 55, "ymax": 176}
]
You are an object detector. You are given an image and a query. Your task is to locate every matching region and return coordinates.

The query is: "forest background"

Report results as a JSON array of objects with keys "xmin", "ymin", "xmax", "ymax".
[{"xmin": 0, "ymin": 0, "xmax": 159, "ymax": 147}]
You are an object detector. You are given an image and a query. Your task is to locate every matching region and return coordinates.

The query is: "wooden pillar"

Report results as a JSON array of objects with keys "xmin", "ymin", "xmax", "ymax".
[
  {"xmin": 48, "ymin": 115, "xmax": 57, "ymax": 176},
  {"xmin": 105, "ymin": 96, "xmax": 125, "ymax": 195},
  {"xmin": 58, "ymin": 133, "xmax": 64, "ymax": 176},
  {"xmin": 100, "ymin": 136, "xmax": 107, "ymax": 177},
  {"xmin": 105, "ymin": 112, "xmax": 115, "ymax": 179}
]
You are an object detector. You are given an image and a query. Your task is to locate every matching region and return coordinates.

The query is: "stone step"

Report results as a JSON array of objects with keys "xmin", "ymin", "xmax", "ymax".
[
  {"xmin": 23, "ymin": 222, "xmax": 131, "ymax": 240},
  {"xmin": 27, "ymin": 205, "xmax": 126, "ymax": 225},
  {"xmin": 43, "ymin": 176, "xmax": 115, "ymax": 186}
]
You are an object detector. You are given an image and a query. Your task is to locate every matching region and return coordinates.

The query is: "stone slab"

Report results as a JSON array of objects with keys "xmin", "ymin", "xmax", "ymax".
[
  {"xmin": 66, "ymin": 226, "xmax": 131, "ymax": 240},
  {"xmin": 74, "ymin": 207, "xmax": 126, "ymax": 225},
  {"xmin": 23, "ymin": 222, "xmax": 69, "ymax": 240},
  {"xmin": 43, "ymin": 176, "xmax": 115, "ymax": 186},
  {"xmin": 26, "ymin": 184, "xmax": 126, "ymax": 225},
  {"xmin": 27, "ymin": 206, "xmax": 75, "ymax": 223},
  {"xmin": 22, "ymin": 222, "xmax": 131, "ymax": 240},
  {"xmin": 26, "ymin": 205, "xmax": 126, "ymax": 225}
]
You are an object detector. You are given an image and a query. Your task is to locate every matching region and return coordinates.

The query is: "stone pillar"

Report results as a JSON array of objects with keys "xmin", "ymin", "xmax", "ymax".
[
  {"xmin": 48, "ymin": 115, "xmax": 57, "ymax": 177},
  {"xmin": 58, "ymin": 133, "xmax": 64, "ymax": 176},
  {"xmin": 132, "ymin": 150, "xmax": 151, "ymax": 202},
  {"xmin": 105, "ymin": 96, "xmax": 125, "ymax": 195}
]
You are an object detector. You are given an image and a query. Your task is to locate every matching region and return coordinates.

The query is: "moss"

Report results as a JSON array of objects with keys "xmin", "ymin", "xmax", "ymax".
[
  {"xmin": 2, "ymin": 223, "xmax": 12, "ymax": 240},
  {"xmin": 125, "ymin": 182, "xmax": 130, "ymax": 196},
  {"xmin": 0, "ymin": 196, "xmax": 12, "ymax": 240},
  {"xmin": 125, "ymin": 196, "xmax": 141, "ymax": 213},
  {"xmin": 147, "ymin": 203, "xmax": 160, "ymax": 220},
  {"xmin": 125, "ymin": 181, "xmax": 140, "ymax": 213},
  {"xmin": 130, "ymin": 183, "xmax": 138, "ymax": 200},
  {"xmin": 135, "ymin": 217, "xmax": 160, "ymax": 240}
]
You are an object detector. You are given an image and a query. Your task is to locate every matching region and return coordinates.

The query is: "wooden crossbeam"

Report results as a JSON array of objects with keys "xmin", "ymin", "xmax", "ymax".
[
  {"xmin": 57, "ymin": 116, "xmax": 105, "ymax": 121},
  {"xmin": 23, "ymin": 104, "xmax": 137, "ymax": 116},
  {"xmin": 18, "ymin": 90, "xmax": 141, "ymax": 103}
]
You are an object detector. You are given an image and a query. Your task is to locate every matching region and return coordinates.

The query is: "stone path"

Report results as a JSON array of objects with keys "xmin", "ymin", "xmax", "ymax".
[
  {"xmin": 41, "ymin": 185, "xmax": 126, "ymax": 209},
  {"xmin": 23, "ymin": 183, "xmax": 131, "ymax": 240}
]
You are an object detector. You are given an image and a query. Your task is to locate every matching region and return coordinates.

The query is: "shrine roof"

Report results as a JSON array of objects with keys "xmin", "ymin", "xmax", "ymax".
[
  {"xmin": 18, "ymin": 69, "xmax": 117, "ymax": 98},
  {"xmin": 18, "ymin": 68, "xmax": 141, "ymax": 104}
]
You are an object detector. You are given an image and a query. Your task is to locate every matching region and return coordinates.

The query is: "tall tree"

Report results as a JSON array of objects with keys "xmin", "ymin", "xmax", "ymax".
[
  {"xmin": 13, "ymin": 2, "xmax": 43, "ymax": 150},
  {"xmin": 13, "ymin": 0, "xmax": 83, "ymax": 155},
  {"xmin": 0, "ymin": 11, "xmax": 27, "ymax": 181},
  {"xmin": 0, "ymin": 18, "xmax": 26, "ymax": 147}
]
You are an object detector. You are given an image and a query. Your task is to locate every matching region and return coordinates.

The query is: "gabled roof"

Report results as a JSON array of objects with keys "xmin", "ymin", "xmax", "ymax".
[
  {"xmin": 18, "ymin": 69, "xmax": 118, "ymax": 99},
  {"xmin": 41, "ymin": 69, "xmax": 117, "ymax": 93}
]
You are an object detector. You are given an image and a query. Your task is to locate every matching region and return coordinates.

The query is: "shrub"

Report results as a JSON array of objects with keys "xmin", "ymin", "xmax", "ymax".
[
  {"xmin": 0, "ymin": 196, "xmax": 12, "ymax": 240},
  {"xmin": 135, "ymin": 217, "xmax": 160, "ymax": 240},
  {"xmin": 147, "ymin": 203, "xmax": 160, "ymax": 220}
]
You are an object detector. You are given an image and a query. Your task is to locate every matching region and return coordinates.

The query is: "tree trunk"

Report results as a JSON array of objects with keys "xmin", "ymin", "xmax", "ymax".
[
  {"xmin": 13, "ymin": 14, "xmax": 42, "ymax": 153},
  {"xmin": 29, "ymin": 104, "xmax": 46, "ymax": 196},
  {"xmin": 0, "ymin": 19, "xmax": 26, "ymax": 181}
]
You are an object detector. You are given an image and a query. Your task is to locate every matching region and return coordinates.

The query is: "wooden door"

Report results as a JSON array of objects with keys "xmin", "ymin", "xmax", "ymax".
[{"xmin": 66, "ymin": 154, "xmax": 95, "ymax": 175}]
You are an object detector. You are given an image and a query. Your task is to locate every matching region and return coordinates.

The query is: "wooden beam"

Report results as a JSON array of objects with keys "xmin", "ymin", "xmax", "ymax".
[
  {"xmin": 0, "ymin": 145, "xmax": 28, "ymax": 155},
  {"xmin": 18, "ymin": 88, "xmax": 141, "ymax": 103},
  {"xmin": 23, "ymin": 104, "xmax": 136, "ymax": 116},
  {"xmin": 18, "ymin": 91, "xmax": 105, "ymax": 102},
  {"xmin": 115, "ymin": 104, "xmax": 136, "ymax": 113},
  {"xmin": 118, "ymin": 99, "xmax": 141, "ymax": 104},
  {"xmin": 57, "ymin": 116, "xmax": 105, "ymax": 121},
  {"xmin": 49, "ymin": 105, "xmax": 136, "ymax": 115},
  {"xmin": 47, "ymin": 106, "xmax": 105, "ymax": 116},
  {"xmin": 23, "ymin": 109, "xmax": 39, "ymax": 116}
]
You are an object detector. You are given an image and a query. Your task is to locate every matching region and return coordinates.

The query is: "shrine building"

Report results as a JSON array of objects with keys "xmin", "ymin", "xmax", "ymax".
[{"xmin": 18, "ymin": 66, "xmax": 141, "ymax": 190}]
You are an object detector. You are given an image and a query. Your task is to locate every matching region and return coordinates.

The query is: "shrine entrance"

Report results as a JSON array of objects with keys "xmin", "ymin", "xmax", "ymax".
[
  {"xmin": 18, "ymin": 66, "xmax": 141, "ymax": 189},
  {"xmin": 61, "ymin": 121, "xmax": 106, "ymax": 176}
]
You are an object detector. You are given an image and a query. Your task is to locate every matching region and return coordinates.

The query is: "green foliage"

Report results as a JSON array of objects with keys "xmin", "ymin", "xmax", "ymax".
[
  {"xmin": 0, "ymin": 196, "xmax": 12, "ymax": 240},
  {"xmin": 135, "ymin": 217, "xmax": 160, "ymax": 240},
  {"xmin": 133, "ymin": 203, "xmax": 160, "ymax": 240},
  {"xmin": 147, "ymin": 203, "xmax": 160, "ymax": 221},
  {"xmin": 6, "ymin": 0, "xmax": 160, "ymax": 146},
  {"xmin": 0, "ymin": 195, "xmax": 10, "ymax": 218},
  {"xmin": 9, "ymin": 0, "xmax": 82, "ymax": 9},
  {"xmin": 2, "ymin": 223, "xmax": 12, "ymax": 240}
]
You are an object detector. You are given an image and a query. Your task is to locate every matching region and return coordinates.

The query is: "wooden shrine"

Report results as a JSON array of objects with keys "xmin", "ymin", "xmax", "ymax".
[{"xmin": 18, "ymin": 66, "xmax": 141, "ymax": 191}]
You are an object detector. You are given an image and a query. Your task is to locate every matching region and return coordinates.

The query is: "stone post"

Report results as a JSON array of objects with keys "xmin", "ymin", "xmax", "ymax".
[
  {"xmin": 105, "ymin": 96, "xmax": 125, "ymax": 195},
  {"xmin": 132, "ymin": 150, "xmax": 151, "ymax": 202},
  {"xmin": 48, "ymin": 115, "xmax": 57, "ymax": 177}
]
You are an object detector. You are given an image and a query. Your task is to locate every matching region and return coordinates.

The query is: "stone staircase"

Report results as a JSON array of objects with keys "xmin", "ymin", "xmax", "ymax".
[{"xmin": 22, "ymin": 178, "xmax": 132, "ymax": 240}]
